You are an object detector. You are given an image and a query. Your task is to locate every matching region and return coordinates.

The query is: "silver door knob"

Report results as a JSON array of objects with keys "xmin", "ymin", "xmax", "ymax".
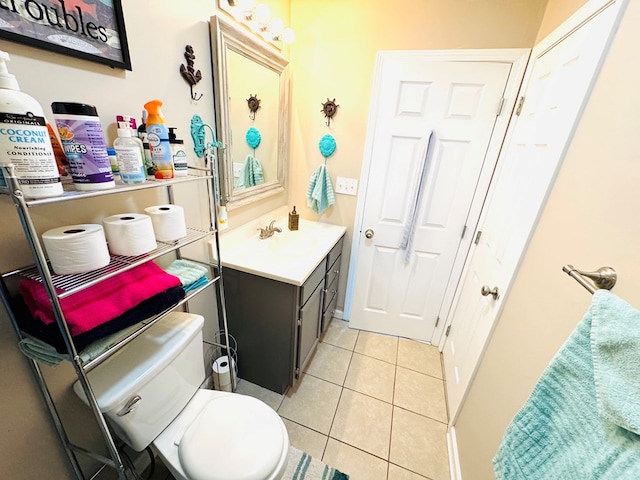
[
  {"xmin": 481, "ymin": 285, "xmax": 499, "ymax": 300},
  {"xmin": 364, "ymin": 229, "xmax": 374, "ymax": 239}
]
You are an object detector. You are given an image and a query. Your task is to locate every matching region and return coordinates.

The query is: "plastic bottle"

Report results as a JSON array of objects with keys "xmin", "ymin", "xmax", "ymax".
[
  {"xmin": 113, "ymin": 122, "xmax": 146, "ymax": 184},
  {"xmin": 144, "ymin": 100, "xmax": 173, "ymax": 179},
  {"xmin": 0, "ymin": 50, "xmax": 62, "ymax": 198},
  {"xmin": 51, "ymin": 102, "xmax": 115, "ymax": 191},
  {"xmin": 168, "ymin": 127, "xmax": 188, "ymax": 177},
  {"xmin": 106, "ymin": 147, "xmax": 119, "ymax": 177},
  {"xmin": 137, "ymin": 110, "xmax": 153, "ymax": 176}
]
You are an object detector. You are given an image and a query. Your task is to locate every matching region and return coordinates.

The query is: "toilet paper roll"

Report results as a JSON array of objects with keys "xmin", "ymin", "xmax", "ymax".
[
  {"xmin": 212, "ymin": 355, "xmax": 237, "ymax": 392},
  {"xmin": 144, "ymin": 204, "xmax": 187, "ymax": 242},
  {"xmin": 42, "ymin": 224, "xmax": 111, "ymax": 275},
  {"xmin": 102, "ymin": 213, "xmax": 157, "ymax": 256}
]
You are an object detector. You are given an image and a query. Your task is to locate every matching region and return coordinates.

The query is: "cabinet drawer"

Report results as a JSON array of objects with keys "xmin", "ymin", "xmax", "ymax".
[
  {"xmin": 325, "ymin": 254, "xmax": 341, "ymax": 290},
  {"xmin": 327, "ymin": 236, "xmax": 344, "ymax": 269},
  {"xmin": 301, "ymin": 261, "xmax": 325, "ymax": 306},
  {"xmin": 321, "ymin": 294, "xmax": 338, "ymax": 333}
]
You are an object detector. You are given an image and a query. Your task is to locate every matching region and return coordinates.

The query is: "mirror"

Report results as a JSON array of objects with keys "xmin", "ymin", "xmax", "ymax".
[{"xmin": 210, "ymin": 14, "xmax": 289, "ymax": 209}]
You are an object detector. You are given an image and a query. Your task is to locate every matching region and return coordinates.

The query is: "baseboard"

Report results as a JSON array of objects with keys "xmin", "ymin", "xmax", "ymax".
[
  {"xmin": 333, "ymin": 309, "xmax": 344, "ymax": 320},
  {"xmin": 447, "ymin": 425, "xmax": 463, "ymax": 480}
]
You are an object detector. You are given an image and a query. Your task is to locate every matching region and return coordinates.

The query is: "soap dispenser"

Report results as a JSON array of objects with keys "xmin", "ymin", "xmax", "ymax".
[{"xmin": 288, "ymin": 206, "xmax": 299, "ymax": 231}]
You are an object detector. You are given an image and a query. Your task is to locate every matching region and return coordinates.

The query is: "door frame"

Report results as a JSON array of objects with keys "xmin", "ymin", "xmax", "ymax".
[
  {"xmin": 344, "ymin": 49, "xmax": 530, "ymax": 345},
  {"xmin": 441, "ymin": 0, "xmax": 629, "ymax": 427}
]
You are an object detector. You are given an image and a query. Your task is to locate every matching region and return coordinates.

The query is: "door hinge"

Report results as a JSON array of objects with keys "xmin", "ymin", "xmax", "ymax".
[
  {"xmin": 461, "ymin": 225, "xmax": 467, "ymax": 240},
  {"xmin": 474, "ymin": 230, "xmax": 482, "ymax": 245},
  {"xmin": 445, "ymin": 325, "xmax": 451, "ymax": 337},
  {"xmin": 496, "ymin": 97, "xmax": 505, "ymax": 116},
  {"xmin": 297, "ymin": 318, "xmax": 302, "ymax": 327},
  {"xmin": 435, "ymin": 316, "xmax": 440, "ymax": 328},
  {"xmin": 295, "ymin": 367, "xmax": 300, "ymax": 378},
  {"xmin": 515, "ymin": 96, "xmax": 525, "ymax": 116}
]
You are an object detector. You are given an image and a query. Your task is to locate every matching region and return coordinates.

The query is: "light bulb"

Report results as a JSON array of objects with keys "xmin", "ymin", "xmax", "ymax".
[
  {"xmin": 254, "ymin": 3, "xmax": 271, "ymax": 22},
  {"xmin": 269, "ymin": 17, "xmax": 284, "ymax": 36},
  {"xmin": 282, "ymin": 27, "xmax": 295, "ymax": 44}
]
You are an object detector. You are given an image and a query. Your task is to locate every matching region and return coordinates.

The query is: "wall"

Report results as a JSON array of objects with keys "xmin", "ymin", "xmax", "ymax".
[
  {"xmin": 454, "ymin": 1, "xmax": 639, "ymax": 479},
  {"xmin": 287, "ymin": 0, "xmax": 548, "ymax": 314},
  {"xmin": 0, "ymin": 0, "xmax": 549, "ymax": 476}
]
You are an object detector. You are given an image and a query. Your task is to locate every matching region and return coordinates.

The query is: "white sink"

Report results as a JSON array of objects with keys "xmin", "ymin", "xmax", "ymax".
[{"xmin": 210, "ymin": 207, "xmax": 346, "ymax": 286}]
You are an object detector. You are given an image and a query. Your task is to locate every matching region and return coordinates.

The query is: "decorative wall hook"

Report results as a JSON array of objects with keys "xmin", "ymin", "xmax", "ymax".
[
  {"xmin": 247, "ymin": 94, "xmax": 261, "ymax": 120},
  {"xmin": 321, "ymin": 98, "xmax": 339, "ymax": 126},
  {"xmin": 180, "ymin": 45, "xmax": 203, "ymax": 101}
]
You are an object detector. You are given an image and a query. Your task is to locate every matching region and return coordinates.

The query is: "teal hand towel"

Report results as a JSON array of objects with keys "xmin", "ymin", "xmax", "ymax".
[
  {"xmin": 591, "ymin": 290, "xmax": 640, "ymax": 434},
  {"xmin": 18, "ymin": 335, "xmax": 69, "ymax": 366},
  {"xmin": 307, "ymin": 164, "xmax": 335, "ymax": 214},
  {"xmin": 165, "ymin": 259, "xmax": 209, "ymax": 288},
  {"xmin": 243, "ymin": 154, "xmax": 264, "ymax": 187},
  {"xmin": 493, "ymin": 290, "xmax": 640, "ymax": 479}
]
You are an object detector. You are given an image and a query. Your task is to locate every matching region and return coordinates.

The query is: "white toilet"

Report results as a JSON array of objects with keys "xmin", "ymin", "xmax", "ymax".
[{"xmin": 73, "ymin": 311, "xmax": 289, "ymax": 480}]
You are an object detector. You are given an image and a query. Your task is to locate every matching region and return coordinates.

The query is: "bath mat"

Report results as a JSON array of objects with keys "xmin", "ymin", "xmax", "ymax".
[{"xmin": 283, "ymin": 446, "xmax": 349, "ymax": 480}]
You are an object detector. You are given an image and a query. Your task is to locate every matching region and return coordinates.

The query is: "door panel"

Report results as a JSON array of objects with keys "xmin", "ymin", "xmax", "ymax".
[
  {"xmin": 443, "ymin": 0, "xmax": 626, "ymax": 422},
  {"xmin": 351, "ymin": 56, "xmax": 515, "ymax": 341}
]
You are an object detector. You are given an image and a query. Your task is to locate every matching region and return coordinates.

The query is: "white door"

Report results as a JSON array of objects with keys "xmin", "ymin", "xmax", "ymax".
[
  {"xmin": 443, "ymin": 0, "xmax": 627, "ymax": 422},
  {"xmin": 348, "ymin": 50, "xmax": 528, "ymax": 341}
]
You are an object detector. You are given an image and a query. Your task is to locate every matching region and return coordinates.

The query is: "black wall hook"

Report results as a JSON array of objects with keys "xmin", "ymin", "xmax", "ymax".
[{"xmin": 180, "ymin": 45, "xmax": 203, "ymax": 101}]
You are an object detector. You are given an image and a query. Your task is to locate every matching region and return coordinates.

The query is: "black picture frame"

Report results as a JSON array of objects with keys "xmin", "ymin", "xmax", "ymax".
[{"xmin": 0, "ymin": 0, "xmax": 131, "ymax": 70}]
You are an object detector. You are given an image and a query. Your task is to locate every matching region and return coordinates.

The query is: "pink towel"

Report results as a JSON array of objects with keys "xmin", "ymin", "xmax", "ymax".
[{"xmin": 19, "ymin": 261, "xmax": 181, "ymax": 336}]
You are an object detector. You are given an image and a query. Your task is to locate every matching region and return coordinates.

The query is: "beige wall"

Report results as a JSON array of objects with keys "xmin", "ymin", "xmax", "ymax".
[
  {"xmin": 455, "ymin": 1, "xmax": 637, "ymax": 479},
  {"xmin": 287, "ymin": 0, "xmax": 548, "ymax": 312},
  {"xmin": 0, "ymin": 0, "xmax": 549, "ymax": 477}
]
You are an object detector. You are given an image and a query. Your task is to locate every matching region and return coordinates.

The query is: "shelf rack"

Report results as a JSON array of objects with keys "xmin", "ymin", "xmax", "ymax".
[{"xmin": 0, "ymin": 163, "xmax": 232, "ymax": 479}]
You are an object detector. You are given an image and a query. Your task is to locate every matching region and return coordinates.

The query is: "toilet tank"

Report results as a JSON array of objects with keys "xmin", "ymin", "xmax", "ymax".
[{"xmin": 73, "ymin": 311, "xmax": 206, "ymax": 451}]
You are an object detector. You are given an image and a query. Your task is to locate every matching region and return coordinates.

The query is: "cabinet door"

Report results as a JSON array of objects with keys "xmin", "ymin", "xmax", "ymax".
[{"xmin": 296, "ymin": 282, "xmax": 323, "ymax": 379}]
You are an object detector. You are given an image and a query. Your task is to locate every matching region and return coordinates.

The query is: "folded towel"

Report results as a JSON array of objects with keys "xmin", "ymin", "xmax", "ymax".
[
  {"xmin": 184, "ymin": 275, "xmax": 209, "ymax": 293},
  {"xmin": 243, "ymin": 154, "xmax": 264, "ymax": 187},
  {"xmin": 165, "ymin": 259, "xmax": 209, "ymax": 289},
  {"xmin": 493, "ymin": 290, "xmax": 640, "ymax": 479},
  {"xmin": 15, "ymin": 285, "xmax": 185, "ymax": 354},
  {"xmin": 18, "ymin": 335, "xmax": 69, "ymax": 367},
  {"xmin": 19, "ymin": 261, "xmax": 182, "ymax": 336},
  {"xmin": 307, "ymin": 164, "xmax": 335, "ymax": 214}
]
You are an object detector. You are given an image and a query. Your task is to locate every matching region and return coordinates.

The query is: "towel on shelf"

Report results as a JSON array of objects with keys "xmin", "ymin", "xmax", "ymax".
[
  {"xmin": 493, "ymin": 290, "xmax": 640, "ymax": 480},
  {"xmin": 165, "ymin": 259, "xmax": 209, "ymax": 292},
  {"xmin": 14, "ymin": 285, "xmax": 185, "ymax": 355},
  {"xmin": 307, "ymin": 164, "xmax": 335, "ymax": 214},
  {"xmin": 19, "ymin": 261, "xmax": 182, "ymax": 336},
  {"xmin": 18, "ymin": 335, "xmax": 69, "ymax": 367},
  {"xmin": 243, "ymin": 154, "xmax": 264, "ymax": 187}
]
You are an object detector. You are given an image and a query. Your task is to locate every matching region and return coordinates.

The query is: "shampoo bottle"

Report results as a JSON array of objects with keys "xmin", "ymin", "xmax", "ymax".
[
  {"xmin": 0, "ymin": 50, "xmax": 62, "ymax": 198},
  {"xmin": 114, "ymin": 122, "xmax": 146, "ymax": 184},
  {"xmin": 168, "ymin": 127, "xmax": 188, "ymax": 177},
  {"xmin": 143, "ymin": 100, "xmax": 173, "ymax": 179}
]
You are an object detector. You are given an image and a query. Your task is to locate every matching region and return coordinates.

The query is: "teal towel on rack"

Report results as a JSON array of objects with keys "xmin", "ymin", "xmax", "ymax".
[
  {"xmin": 307, "ymin": 164, "xmax": 335, "ymax": 214},
  {"xmin": 243, "ymin": 154, "xmax": 264, "ymax": 187},
  {"xmin": 493, "ymin": 290, "xmax": 640, "ymax": 480},
  {"xmin": 18, "ymin": 335, "xmax": 69, "ymax": 367},
  {"xmin": 165, "ymin": 259, "xmax": 209, "ymax": 291}
]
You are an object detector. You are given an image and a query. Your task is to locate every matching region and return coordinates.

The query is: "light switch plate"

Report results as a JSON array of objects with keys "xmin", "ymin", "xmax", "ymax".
[{"xmin": 335, "ymin": 176, "xmax": 358, "ymax": 196}]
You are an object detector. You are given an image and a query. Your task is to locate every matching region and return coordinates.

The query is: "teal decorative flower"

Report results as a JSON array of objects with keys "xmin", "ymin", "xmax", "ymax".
[
  {"xmin": 246, "ymin": 127, "xmax": 261, "ymax": 149},
  {"xmin": 319, "ymin": 134, "xmax": 336, "ymax": 157}
]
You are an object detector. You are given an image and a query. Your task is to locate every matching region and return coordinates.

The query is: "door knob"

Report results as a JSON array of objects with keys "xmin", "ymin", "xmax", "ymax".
[
  {"xmin": 364, "ymin": 229, "xmax": 374, "ymax": 239},
  {"xmin": 481, "ymin": 285, "xmax": 499, "ymax": 300}
]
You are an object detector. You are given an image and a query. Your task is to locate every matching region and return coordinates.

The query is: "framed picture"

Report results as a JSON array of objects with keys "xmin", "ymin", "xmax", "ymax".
[{"xmin": 0, "ymin": 0, "xmax": 131, "ymax": 70}]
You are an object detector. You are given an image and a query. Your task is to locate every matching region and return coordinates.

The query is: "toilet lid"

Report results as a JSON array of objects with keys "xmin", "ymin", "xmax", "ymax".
[{"xmin": 178, "ymin": 394, "xmax": 286, "ymax": 480}]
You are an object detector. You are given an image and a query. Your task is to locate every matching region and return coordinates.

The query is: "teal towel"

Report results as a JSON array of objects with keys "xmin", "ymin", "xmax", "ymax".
[
  {"xmin": 493, "ymin": 290, "xmax": 640, "ymax": 479},
  {"xmin": 243, "ymin": 154, "xmax": 264, "ymax": 187},
  {"xmin": 307, "ymin": 164, "xmax": 335, "ymax": 214},
  {"xmin": 165, "ymin": 259, "xmax": 209, "ymax": 289},
  {"xmin": 18, "ymin": 335, "xmax": 69, "ymax": 366}
]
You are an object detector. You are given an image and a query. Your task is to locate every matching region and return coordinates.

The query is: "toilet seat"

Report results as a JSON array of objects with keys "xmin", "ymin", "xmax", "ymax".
[
  {"xmin": 153, "ymin": 389, "xmax": 289, "ymax": 480},
  {"xmin": 179, "ymin": 395, "xmax": 286, "ymax": 480}
]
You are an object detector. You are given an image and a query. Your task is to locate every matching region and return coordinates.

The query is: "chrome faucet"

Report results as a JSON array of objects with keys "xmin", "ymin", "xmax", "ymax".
[{"xmin": 257, "ymin": 220, "xmax": 282, "ymax": 239}]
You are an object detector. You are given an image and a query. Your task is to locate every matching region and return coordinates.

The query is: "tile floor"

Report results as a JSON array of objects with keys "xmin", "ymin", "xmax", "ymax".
[{"xmin": 146, "ymin": 318, "xmax": 450, "ymax": 480}]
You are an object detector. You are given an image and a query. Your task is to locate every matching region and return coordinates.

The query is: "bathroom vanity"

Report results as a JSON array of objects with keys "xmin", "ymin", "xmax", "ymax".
[{"xmin": 214, "ymin": 209, "xmax": 346, "ymax": 394}]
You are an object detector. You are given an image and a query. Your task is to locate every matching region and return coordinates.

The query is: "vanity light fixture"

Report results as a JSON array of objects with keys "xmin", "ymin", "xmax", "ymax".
[{"xmin": 226, "ymin": 0, "xmax": 295, "ymax": 44}]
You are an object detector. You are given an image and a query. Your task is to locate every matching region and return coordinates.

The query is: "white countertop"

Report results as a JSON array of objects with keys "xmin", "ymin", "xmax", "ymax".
[{"xmin": 210, "ymin": 207, "xmax": 346, "ymax": 286}]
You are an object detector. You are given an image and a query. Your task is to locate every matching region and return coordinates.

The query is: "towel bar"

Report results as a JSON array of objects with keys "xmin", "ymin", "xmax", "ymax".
[{"xmin": 562, "ymin": 265, "xmax": 617, "ymax": 294}]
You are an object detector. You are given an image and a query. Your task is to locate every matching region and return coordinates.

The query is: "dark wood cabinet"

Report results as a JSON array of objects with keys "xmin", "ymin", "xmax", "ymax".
[{"xmin": 225, "ymin": 235, "xmax": 344, "ymax": 394}]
